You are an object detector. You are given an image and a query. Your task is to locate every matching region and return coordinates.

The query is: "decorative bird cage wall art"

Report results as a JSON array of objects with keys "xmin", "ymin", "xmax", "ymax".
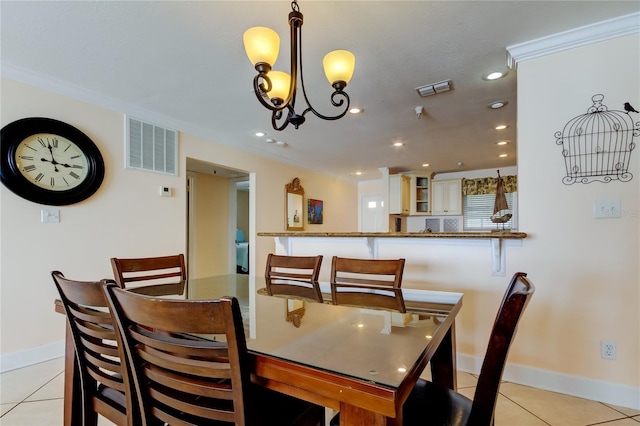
[{"xmin": 555, "ymin": 94, "xmax": 638, "ymax": 184}]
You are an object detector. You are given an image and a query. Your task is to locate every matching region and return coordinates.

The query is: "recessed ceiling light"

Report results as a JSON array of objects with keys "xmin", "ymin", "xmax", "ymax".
[
  {"xmin": 483, "ymin": 70, "xmax": 508, "ymax": 80},
  {"xmin": 499, "ymin": 153, "xmax": 508, "ymax": 158},
  {"xmin": 497, "ymin": 140, "xmax": 509, "ymax": 146},
  {"xmin": 422, "ymin": 163, "xmax": 430, "ymax": 167},
  {"xmin": 488, "ymin": 100, "xmax": 508, "ymax": 109},
  {"xmin": 265, "ymin": 138, "xmax": 275, "ymax": 143},
  {"xmin": 393, "ymin": 142, "xmax": 404, "ymax": 147},
  {"xmin": 275, "ymin": 141, "xmax": 288, "ymax": 147},
  {"xmin": 495, "ymin": 124, "xmax": 508, "ymax": 130},
  {"xmin": 349, "ymin": 107, "xmax": 363, "ymax": 114},
  {"xmin": 255, "ymin": 131, "xmax": 266, "ymax": 137},
  {"xmin": 350, "ymin": 171, "xmax": 363, "ymax": 176}
]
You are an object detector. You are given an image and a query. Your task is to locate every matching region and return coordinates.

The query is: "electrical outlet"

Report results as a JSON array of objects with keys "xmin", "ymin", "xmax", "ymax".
[{"xmin": 601, "ymin": 340, "xmax": 616, "ymax": 360}]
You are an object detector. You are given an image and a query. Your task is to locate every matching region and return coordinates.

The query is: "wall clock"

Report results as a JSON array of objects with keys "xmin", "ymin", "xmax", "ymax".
[{"xmin": 1, "ymin": 117, "xmax": 105, "ymax": 206}]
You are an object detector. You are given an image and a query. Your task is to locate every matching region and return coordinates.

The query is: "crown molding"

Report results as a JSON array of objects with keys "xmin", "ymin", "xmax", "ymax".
[{"xmin": 507, "ymin": 12, "xmax": 640, "ymax": 69}]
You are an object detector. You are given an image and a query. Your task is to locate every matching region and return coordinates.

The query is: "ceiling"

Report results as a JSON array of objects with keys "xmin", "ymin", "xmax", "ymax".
[{"xmin": 2, "ymin": 1, "xmax": 638, "ymax": 182}]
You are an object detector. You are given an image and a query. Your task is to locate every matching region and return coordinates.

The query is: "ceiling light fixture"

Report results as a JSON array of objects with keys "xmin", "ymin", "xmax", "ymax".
[
  {"xmin": 243, "ymin": 1, "xmax": 355, "ymax": 131},
  {"xmin": 255, "ymin": 131, "xmax": 266, "ymax": 137},
  {"xmin": 349, "ymin": 107, "xmax": 363, "ymax": 114},
  {"xmin": 495, "ymin": 124, "xmax": 508, "ymax": 130},
  {"xmin": 393, "ymin": 142, "xmax": 404, "ymax": 147},
  {"xmin": 488, "ymin": 100, "xmax": 508, "ymax": 109},
  {"xmin": 497, "ymin": 140, "xmax": 509, "ymax": 146},
  {"xmin": 422, "ymin": 163, "xmax": 430, "ymax": 167},
  {"xmin": 499, "ymin": 153, "xmax": 508, "ymax": 157},
  {"xmin": 483, "ymin": 70, "xmax": 508, "ymax": 81}
]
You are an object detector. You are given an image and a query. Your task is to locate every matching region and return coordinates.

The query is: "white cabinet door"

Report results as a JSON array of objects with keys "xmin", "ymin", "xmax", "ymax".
[
  {"xmin": 431, "ymin": 179, "xmax": 462, "ymax": 215},
  {"xmin": 389, "ymin": 174, "xmax": 410, "ymax": 215}
]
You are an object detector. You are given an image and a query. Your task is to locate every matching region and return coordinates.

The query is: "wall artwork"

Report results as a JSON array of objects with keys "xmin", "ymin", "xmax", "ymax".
[
  {"xmin": 307, "ymin": 199, "xmax": 323, "ymax": 224},
  {"xmin": 555, "ymin": 94, "xmax": 638, "ymax": 184}
]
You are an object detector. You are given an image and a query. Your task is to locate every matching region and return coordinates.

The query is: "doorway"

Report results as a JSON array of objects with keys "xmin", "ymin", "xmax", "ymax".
[{"xmin": 186, "ymin": 158, "xmax": 250, "ymax": 279}]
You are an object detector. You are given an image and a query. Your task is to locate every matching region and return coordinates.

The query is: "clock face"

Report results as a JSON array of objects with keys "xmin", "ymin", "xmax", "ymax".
[
  {"xmin": 15, "ymin": 133, "xmax": 90, "ymax": 191},
  {"xmin": 1, "ymin": 117, "xmax": 105, "ymax": 206}
]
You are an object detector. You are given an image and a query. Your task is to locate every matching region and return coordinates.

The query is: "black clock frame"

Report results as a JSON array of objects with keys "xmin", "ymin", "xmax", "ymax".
[{"xmin": 1, "ymin": 117, "xmax": 105, "ymax": 206}]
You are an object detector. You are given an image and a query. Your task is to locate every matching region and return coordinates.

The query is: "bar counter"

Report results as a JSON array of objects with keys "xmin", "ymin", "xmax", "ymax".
[{"xmin": 258, "ymin": 231, "xmax": 527, "ymax": 276}]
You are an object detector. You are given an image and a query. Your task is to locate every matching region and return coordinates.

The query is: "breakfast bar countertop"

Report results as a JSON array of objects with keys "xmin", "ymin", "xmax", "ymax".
[{"xmin": 257, "ymin": 231, "xmax": 527, "ymax": 239}]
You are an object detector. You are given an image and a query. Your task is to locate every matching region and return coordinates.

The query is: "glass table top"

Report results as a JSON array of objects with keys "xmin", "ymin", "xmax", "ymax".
[{"xmin": 142, "ymin": 274, "xmax": 463, "ymax": 389}]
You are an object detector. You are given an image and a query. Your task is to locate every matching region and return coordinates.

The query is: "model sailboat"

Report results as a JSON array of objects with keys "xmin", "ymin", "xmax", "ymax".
[{"xmin": 490, "ymin": 170, "xmax": 512, "ymax": 230}]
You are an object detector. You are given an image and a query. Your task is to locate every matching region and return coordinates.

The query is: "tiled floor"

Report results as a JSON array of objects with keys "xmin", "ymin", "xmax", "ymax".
[{"xmin": 1, "ymin": 357, "xmax": 638, "ymax": 425}]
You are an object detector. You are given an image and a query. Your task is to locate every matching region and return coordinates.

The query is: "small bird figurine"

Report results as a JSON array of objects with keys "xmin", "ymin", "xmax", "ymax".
[{"xmin": 624, "ymin": 102, "xmax": 639, "ymax": 113}]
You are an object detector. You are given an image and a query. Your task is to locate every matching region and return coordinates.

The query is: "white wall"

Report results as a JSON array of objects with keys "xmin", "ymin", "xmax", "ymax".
[
  {"xmin": 510, "ymin": 33, "xmax": 639, "ymax": 403},
  {"xmin": 0, "ymin": 77, "xmax": 358, "ymax": 369}
]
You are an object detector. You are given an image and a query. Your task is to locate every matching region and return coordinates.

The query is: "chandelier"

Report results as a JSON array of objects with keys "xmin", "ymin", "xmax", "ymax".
[{"xmin": 243, "ymin": 1, "xmax": 355, "ymax": 131}]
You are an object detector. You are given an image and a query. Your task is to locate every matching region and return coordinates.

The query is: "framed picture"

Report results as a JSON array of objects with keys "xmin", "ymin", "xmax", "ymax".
[{"xmin": 307, "ymin": 199, "xmax": 323, "ymax": 224}]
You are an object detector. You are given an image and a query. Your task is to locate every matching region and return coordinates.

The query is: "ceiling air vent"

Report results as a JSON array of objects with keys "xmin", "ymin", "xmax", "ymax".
[
  {"xmin": 415, "ymin": 79, "xmax": 453, "ymax": 97},
  {"xmin": 126, "ymin": 116, "xmax": 178, "ymax": 175}
]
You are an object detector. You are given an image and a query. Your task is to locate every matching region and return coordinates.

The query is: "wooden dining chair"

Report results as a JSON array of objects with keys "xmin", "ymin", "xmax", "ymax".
[
  {"xmin": 103, "ymin": 282, "xmax": 325, "ymax": 426},
  {"xmin": 51, "ymin": 271, "xmax": 129, "ymax": 426},
  {"xmin": 110, "ymin": 254, "xmax": 186, "ymax": 290},
  {"xmin": 330, "ymin": 256, "xmax": 406, "ymax": 312},
  {"xmin": 331, "ymin": 271, "xmax": 535, "ymax": 426},
  {"xmin": 264, "ymin": 253, "xmax": 324, "ymax": 302}
]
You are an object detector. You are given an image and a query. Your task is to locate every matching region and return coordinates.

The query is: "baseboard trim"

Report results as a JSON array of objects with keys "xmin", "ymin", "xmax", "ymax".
[
  {"xmin": 458, "ymin": 354, "xmax": 640, "ymax": 410},
  {"xmin": 2, "ymin": 343, "xmax": 638, "ymax": 410},
  {"xmin": 0, "ymin": 340, "xmax": 65, "ymax": 373}
]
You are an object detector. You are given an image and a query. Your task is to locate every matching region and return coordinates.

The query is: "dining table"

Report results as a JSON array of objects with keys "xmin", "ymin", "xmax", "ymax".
[{"xmin": 55, "ymin": 274, "xmax": 463, "ymax": 426}]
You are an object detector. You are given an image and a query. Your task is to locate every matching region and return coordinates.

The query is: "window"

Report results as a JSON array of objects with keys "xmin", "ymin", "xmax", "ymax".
[{"xmin": 463, "ymin": 192, "xmax": 517, "ymax": 231}]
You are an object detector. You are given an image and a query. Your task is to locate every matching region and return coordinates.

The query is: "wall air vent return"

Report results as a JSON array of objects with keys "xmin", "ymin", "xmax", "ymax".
[
  {"xmin": 126, "ymin": 116, "xmax": 178, "ymax": 175},
  {"xmin": 416, "ymin": 79, "xmax": 453, "ymax": 97}
]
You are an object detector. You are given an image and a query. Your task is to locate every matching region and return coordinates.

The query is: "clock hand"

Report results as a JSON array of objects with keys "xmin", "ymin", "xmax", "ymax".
[{"xmin": 40, "ymin": 157, "xmax": 60, "ymax": 172}]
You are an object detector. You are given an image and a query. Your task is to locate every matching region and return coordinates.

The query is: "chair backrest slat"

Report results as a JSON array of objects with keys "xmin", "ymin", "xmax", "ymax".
[
  {"xmin": 469, "ymin": 271, "xmax": 535, "ymax": 425},
  {"xmin": 51, "ymin": 271, "xmax": 128, "ymax": 425},
  {"xmin": 330, "ymin": 256, "xmax": 406, "ymax": 312},
  {"xmin": 104, "ymin": 283, "xmax": 252, "ymax": 425},
  {"xmin": 110, "ymin": 254, "xmax": 186, "ymax": 289},
  {"xmin": 265, "ymin": 254, "xmax": 324, "ymax": 302}
]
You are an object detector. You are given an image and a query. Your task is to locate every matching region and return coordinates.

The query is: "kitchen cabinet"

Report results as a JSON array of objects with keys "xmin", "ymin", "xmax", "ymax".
[
  {"xmin": 431, "ymin": 178, "xmax": 462, "ymax": 215},
  {"xmin": 389, "ymin": 174, "xmax": 410, "ymax": 215},
  {"xmin": 409, "ymin": 175, "xmax": 431, "ymax": 215}
]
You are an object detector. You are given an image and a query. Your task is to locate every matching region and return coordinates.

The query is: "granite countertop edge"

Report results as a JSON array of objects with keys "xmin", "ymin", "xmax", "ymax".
[{"xmin": 257, "ymin": 232, "xmax": 527, "ymax": 239}]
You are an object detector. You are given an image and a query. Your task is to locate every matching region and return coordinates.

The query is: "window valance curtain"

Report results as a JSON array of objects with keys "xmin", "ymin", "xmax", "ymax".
[{"xmin": 462, "ymin": 175, "xmax": 517, "ymax": 196}]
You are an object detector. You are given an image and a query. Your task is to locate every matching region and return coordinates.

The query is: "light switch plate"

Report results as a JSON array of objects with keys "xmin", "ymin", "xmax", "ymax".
[
  {"xmin": 160, "ymin": 186, "xmax": 172, "ymax": 197},
  {"xmin": 594, "ymin": 199, "xmax": 621, "ymax": 219},
  {"xmin": 41, "ymin": 208, "xmax": 60, "ymax": 223}
]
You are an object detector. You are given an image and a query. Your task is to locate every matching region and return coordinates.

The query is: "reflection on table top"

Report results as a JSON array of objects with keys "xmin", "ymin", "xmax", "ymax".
[{"xmin": 136, "ymin": 274, "xmax": 463, "ymax": 389}]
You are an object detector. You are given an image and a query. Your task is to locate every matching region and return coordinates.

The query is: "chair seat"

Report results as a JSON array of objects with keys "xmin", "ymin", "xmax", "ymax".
[
  {"xmin": 402, "ymin": 379, "xmax": 472, "ymax": 426},
  {"xmin": 329, "ymin": 379, "xmax": 471, "ymax": 426}
]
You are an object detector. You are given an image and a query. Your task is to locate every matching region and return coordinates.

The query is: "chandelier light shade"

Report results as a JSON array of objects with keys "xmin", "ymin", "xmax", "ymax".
[
  {"xmin": 243, "ymin": 0, "xmax": 355, "ymax": 130},
  {"xmin": 323, "ymin": 50, "xmax": 355, "ymax": 87},
  {"xmin": 243, "ymin": 27, "xmax": 280, "ymax": 68}
]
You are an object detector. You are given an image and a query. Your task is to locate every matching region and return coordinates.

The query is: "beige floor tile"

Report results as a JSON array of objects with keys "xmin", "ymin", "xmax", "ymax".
[
  {"xmin": 458, "ymin": 386, "xmax": 549, "ymax": 425},
  {"xmin": 632, "ymin": 415, "xmax": 640, "ymax": 422},
  {"xmin": 0, "ymin": 398, "xmax": 62, "ymax": 425},
  {"xmin": 24, "ymin": 372, "xmax": 64, "ymax": 402},
  {"xmin": 0, "ymin": 404, "xmax": 18, "ymax": 416},
  {"xmin": 499, "ymin": 382, "xmax": 625, "ymax": 425},
  {"xmin": 0, "ymin": 358, "xmax": 64, "ymax": 404},
  {"xmin": 457, "ymin": 371, "xmax": 478, "ymax": 389},
  {"xmin": 98, "ymin": 416, "xmax": 118, "ymax": 425},
  {"xmin": 595, "ymin": 418, "xmax": 640, "ymax": 425},
  {"xmin": 604, "ymin": 403, "xmax": 640, "ymax": 418}
]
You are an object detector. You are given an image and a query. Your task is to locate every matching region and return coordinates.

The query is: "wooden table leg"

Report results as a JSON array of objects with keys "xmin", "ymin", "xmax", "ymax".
[
  {"xmin": 339, "ymin": 402, "xmax": 401, "ymax": 426},
  {"xmin": 63, "ymin": 322, "xmax": 82, "ymax": 426},
  {"xmin": 430, "ymin": 324, "xmax": 457, "ymax": 391}
]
